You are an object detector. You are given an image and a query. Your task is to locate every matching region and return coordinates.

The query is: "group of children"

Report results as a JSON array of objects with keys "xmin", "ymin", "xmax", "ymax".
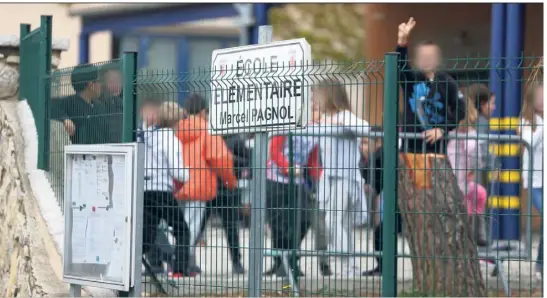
[
  {"xmin": 264, "ymin": 17, "xmax": 544, "ymax": 279},
  {"xmin": 59, "ymin": 16, "xmax": 542, "ymax": 280},
  {"xmin": 138, "ymin": 94, "xmax": 245, "ymax": 277}
]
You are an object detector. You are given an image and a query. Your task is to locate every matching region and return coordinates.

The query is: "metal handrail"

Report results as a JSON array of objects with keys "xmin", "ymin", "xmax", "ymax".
[{"xmin": 271, "ymin": 128, "xmax": 535, "ymax": 259}]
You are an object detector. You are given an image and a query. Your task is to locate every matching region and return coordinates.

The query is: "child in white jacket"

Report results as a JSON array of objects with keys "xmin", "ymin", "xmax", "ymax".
[
  {"xmin": 519, "ymin": 82, "xmax": 543, "ymax": 278},
  {"xmin": 138, "ymin": 98, "xmax": 191, "ymax": 278},
  {"xmin": 311, "ymin": 79, "xmax": 370, "ymax": 277}
]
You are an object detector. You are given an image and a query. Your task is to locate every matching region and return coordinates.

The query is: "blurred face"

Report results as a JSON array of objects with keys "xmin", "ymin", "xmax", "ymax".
[
  {"xmin": 360, "ymin": 138, "xmax": 370, "ymax": 157},
  {"xmin": 534, "ymin": 85, "xmax": 543, "ymax": 114},
  {"xmin": 414, "ymin": 44, "xmax": 441, "ymax": 73},
  {"xmin": 104, "ymin": 70, "xmax": 122, "ymax": 96},
  {"xmin": 480, "ymin": 95, "xmax": 496, "ymax": 119},
  {"xmin": 141, "ymin": 104, "xmax": 159, "ymax": 126},
  {"xmin": 360, "ymin": 137, "xmax": 382, "ymax": 158}
]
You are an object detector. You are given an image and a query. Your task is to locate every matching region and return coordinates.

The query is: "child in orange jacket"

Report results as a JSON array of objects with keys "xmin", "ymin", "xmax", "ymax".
[{"xmin": 172, "ymin": 94, "xmax": 238, "ymax": 275}]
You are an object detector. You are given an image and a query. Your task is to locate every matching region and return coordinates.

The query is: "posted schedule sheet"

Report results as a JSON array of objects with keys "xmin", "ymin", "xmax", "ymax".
[{"xmin": 69, "ymin": 154, "xmax": 127, "ymax": 270}]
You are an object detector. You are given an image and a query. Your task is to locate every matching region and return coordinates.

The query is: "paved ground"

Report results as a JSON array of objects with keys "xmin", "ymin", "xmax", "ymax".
[{"xmin": 142, "ymin": 225, "xmax": 543, "ymax": 296}]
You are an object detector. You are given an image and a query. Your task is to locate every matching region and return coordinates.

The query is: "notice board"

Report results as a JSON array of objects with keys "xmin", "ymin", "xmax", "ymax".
[{"xmin": 63, "ymin": 143, "xmax": 144, "ymax": 291}]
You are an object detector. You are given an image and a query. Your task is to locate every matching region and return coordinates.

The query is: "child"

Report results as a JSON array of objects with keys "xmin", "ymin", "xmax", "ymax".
[
  {"xmin": 358, "ymin": 127, "xmax": 406, "ymax": 276},
  {"xmin": 139, "ymin": 97, "xmax": 191, "ymax": 278},
  {"xmin": 174, "ymin": 94, "xmax": 238, "ymax": 275},
  {"xmin": 358, "ymin": 126, "xmax": 383, "ymax": 227},
  {"xmin": 396, "ymin": 17, "xmax": 465, "ymax": 154},
  {"xmin": 446, "ymin": 87, "xmax": 488, "ymax": 246},
  {"xmin": 312, "ymin": 78, "xmax": 370, "ymax": 277},
  {"xmin": 519, "ymin": 82, "xmax": 544, "ymax": 279},
  {"xmin": 264, "ymin": 110, "xmax": 327, "ymax": 277}
]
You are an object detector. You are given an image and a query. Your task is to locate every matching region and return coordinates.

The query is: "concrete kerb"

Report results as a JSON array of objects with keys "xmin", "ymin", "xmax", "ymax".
[{"xmin": 142, "ymin": 273, "xmax": 536, "ymax": 296}]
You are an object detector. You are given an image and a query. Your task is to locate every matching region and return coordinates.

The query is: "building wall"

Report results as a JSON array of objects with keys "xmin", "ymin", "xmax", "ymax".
[
  {"xmin": 0, "ymin": 4, "xmax": 114, "ymax": 68},
  {"xmin": 0, "ymin": 4, "xmax": 79, "ymax": 68},
  {"xmin": 88, "ymin": 31, "xmax": 112, "ymax": 63}
]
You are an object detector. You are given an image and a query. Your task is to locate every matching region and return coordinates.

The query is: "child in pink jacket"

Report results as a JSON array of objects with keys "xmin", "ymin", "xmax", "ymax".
[{"xmin": 447, "ymin": 85, "xmax": 489, "ymax": 246}]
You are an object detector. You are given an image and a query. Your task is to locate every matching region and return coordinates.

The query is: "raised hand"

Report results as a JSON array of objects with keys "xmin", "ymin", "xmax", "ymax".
[{"xmin": 397, "ymin": 17, "xmax": 416, "ymax": 46}]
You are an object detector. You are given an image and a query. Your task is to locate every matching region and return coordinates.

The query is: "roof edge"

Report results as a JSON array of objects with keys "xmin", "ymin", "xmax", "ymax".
[{"xmin": 68, "ymin": 4, "xmax": 187, "ymax": 18}]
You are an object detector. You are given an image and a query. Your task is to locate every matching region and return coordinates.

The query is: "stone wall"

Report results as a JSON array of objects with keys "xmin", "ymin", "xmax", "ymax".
[
  {"xmin": 0, "ymin": 101, "xmax": 68, "ymax": 296},
  {"xmin": 0, "ymin": 35, "xmax": 70, "ymax": 296}
]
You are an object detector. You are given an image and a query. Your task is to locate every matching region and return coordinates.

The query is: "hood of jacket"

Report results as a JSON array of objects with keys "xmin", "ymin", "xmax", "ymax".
[{"xmin": 176, "ymin": 115, "xmax": 207, "ymax": 144}]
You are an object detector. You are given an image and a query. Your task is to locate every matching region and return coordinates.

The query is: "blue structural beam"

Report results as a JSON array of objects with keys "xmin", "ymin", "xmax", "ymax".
[
  {"xmin": 79, "ymin": 33, "xmax": 90, "ymax": 64},
  {"xmin": 489, "ymin": 3, "xmax": 525, "ymax": 241},
  {"xmin": 81, "ymin": 4, "xmax": 239, "ymax": 34},
  {"xmin": 488, "ymin": 3, "xmax": 506, "ymax": 240},
  {"xmin": 248, "ymin": 3, "xmax": 270, "ymax": 45}
]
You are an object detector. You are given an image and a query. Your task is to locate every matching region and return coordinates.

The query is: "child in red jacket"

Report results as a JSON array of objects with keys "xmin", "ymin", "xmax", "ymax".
[{"xmin": 264, "ymin": 133, "xmax": 331, "ymax": 277}]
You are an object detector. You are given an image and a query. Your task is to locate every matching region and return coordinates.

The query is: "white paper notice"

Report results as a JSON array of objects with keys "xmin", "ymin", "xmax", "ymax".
[
  {"xmin": 81, "ymin": 156, "xmax": 98, "ymax": 209},
  {"xmin": 96, "ymin": 155, "xmax": 110, "ymax": 207},
  {"xmin": 71, "ymin": 211, "xmax": 88, "ymax": 263},
  {"xmin": 85, "ymin": 213, "xmax": 113, "ymax": 264},
  {"xmin": 106, "ymin": 242, "xmax": 124, "ymax": 279},
  {"xmin": 111, "ymin": 155, "xmax": 126, "ymax": 213},
  {"xmin": 107, "ymin": 217, "xmax": 126, "ymax": 279},
  {"xmin": 71, "ymin": 156, "xmax": 84, "ymax": 208}
]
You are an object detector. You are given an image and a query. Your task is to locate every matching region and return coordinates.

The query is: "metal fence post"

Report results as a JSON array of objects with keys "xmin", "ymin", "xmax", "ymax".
[
  {"xmin": 119, "ymin": 51, "xmax": 139, "ymax": 298},
  {"xmin": 19, "ymin": 23, "xmax": 31, "ymax": 102},
  {"xmin": 38, "ymin": 15, "xmax": 52, "ymax": 171},
  {"xmin": 122, "ymin": 52, "xmax": 138, "ymax": 143},
  {"xmin": 248, "ymin": 25, "xmax": 273, "ymax": 298},
  {"xmin": 381, "ymin": 52, "xmax": 400, "ymax": 297}
]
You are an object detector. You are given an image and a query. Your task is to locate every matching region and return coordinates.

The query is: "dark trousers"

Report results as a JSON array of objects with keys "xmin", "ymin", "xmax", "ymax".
[
  {"xmin": 373, "ymin": 210, "xmax": 403, "ymax": 269},
  {"xmin": 196, "ymin": 187, "xmax": 243, "ymax": 264},
  {"xmin": 142, "ymin": 191, "xmax": 190, "ymax": 274},
  {"xmin": 266, "ymin": 180, "xmax": 310, "ymax": 268}
]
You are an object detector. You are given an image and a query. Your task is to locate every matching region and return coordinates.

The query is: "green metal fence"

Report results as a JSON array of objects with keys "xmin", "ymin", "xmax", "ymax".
[
  {"xmin": 19, "ymin": 15, "xmax": 52, "ymax": 171},
  {"xmin": 21, "ymin": 18, "xmax": 543, "ymax": 296}
]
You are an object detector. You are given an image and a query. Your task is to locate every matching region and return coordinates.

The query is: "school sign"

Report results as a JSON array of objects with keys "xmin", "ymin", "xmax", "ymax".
[{"xmin": 209, "ymin": 39, "xmax": 311, "ymax": 134}]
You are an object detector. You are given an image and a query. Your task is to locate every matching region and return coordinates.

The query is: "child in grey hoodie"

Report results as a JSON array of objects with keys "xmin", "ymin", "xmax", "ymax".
[{"xmin": 311, "ymin": 79, "xmax": 370, "ymax": 277}]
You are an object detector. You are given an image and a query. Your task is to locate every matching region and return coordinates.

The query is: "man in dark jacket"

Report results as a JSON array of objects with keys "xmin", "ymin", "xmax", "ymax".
[{"xmin": 51, "ymin": 64, "xmax": 111, "ymax": 144}]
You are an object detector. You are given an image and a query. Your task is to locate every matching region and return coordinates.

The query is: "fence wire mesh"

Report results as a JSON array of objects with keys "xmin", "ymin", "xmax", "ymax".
[
  {"xmin": 41, "ymin": 53, "xmax": 544, "ymax": 297},
  {"xmin": 48, "ymin": 60, "xmax": 124, "ymax": 208}
]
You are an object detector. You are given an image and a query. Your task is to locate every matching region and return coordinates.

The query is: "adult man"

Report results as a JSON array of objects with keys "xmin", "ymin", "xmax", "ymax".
[{"xmin": 51, "ymin": 64, "xmax": 110, "ymax": 144}]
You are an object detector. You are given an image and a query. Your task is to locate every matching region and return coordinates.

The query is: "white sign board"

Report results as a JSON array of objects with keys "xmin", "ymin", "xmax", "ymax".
[
  {"xmin": 63, "ymin": 143, "xmax": 144, "ymax": 292},
  {"xmin": 209, "ymin": 38, "xmax": 311, "ymax": 134}
]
